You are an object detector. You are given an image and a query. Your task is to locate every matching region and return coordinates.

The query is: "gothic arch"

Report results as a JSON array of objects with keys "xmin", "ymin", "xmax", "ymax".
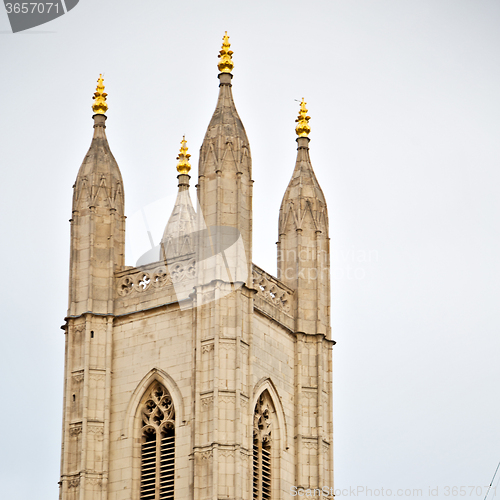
[
  {"xmin": 122, "ymin": 368, "xmax": 185, "ymax": 439},
  {"xmin": 252, "ymin": 377, "xmax": 289, "ymax": 450}
]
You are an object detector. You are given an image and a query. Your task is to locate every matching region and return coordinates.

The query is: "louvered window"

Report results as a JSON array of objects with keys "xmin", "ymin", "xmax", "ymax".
[
  {"xmin": 141, "ymin": 430, "xmax": 157, "ymax": 500},
  {"xmin": 140, "ymin": 383, "xmax": 175, "ymax": 500},
  {"xmin": 253, "ymin": 392, "xmax": 273, "ymax": 500},
  {"xmin": 160, "ymin": 431, "xmax": 175, "ymax": 499}
]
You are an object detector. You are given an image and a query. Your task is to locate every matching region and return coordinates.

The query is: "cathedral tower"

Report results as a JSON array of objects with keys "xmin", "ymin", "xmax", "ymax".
[{"xmin": 60, "ymin": 35, "xmax": 334, "ymax": 500}]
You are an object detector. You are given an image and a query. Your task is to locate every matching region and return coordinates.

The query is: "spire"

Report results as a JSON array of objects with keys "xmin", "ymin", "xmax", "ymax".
[
  {"xmin": 295, "ymin": 97, "xmax": 311, "ymax": 137},
  {"xmin": 279, "ymin": 99, "xmax": 327, "ymax": 236},
  {"xmin": 161, "ymin": 138, "xmax": 196, "ymax": 259},
  {"xmin": 92, "ymin": 74, "xmax": 108, "ymax": 115},
  {"xmin": 73, "ymin": 75, "xmax": 123, "ymax": 216},
  {"xmin": 277, "ymin": 99, "xmax": 330, "ymax": 335},
  {"xmin": 69, "ymin": 75, "xmax": 125, "ymax": 317},
  {"xmin": 197, "ymin": 33, "xmax": 253, "ymax": 282},
  {"xmin": 218, "ymin": 31, "xmax": 234, "ymax": 74},
  {"xmin": 199, "ymin": 31, "xmax": 251, "ymax": 178}
]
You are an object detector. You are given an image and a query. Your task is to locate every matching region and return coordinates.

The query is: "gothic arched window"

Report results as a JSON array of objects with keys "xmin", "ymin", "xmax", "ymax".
[
  {"xmin": 253, "ymin": 392, "xmax": 273, "ymax": 500},
  {"xmin": 140, "ymin": 383, "xmax": 175, "ymax": 500}
]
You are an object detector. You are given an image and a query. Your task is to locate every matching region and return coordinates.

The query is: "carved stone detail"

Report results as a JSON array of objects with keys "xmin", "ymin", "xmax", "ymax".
[
  {"xmin": 202, "ymin": 343, "xmax": 214, "ymax": 353},
  {"xmin": 69, "ymin": 426, "xmax": 82, "ymax": 437},
  {"xmin": 88, "ymin": 426, "xmax": 104, "ymax": 441},
  {"xmin": 141, "ymin": 383, "xmax": 175, "ymax": 437},
  {"xmin": 303, "ymin": 440, "xmax": 319, "ymax": 450},
  {"xmin": 117, "ymin": 275, "xmax": 134, "ymax": 296},
  {"xmin": 117, "ymin": 260, "xmax": 197, "ymax": 296},
  {"xmin": 303, "ymin": 391, "xmax": 317, "ymax": 399},
  {"xmin": 152, "ymin": 266, "xmax": 171, "ymax": 288},
  {"xmin": 73, "ymin": 325, "xmax": 85, "ymax": 335},
  {"xmin": 68, "ymin": 477, "xmax": 80, "ymax": 488},
  {"xmin": 253, "ymin": 392, "xmax": 273, "ymax": 444},
  {"xmin": 252, "ymin": 266, "xmax": 293, "ymax": 313},
  {"xmin": 201, "ymin": 396, "xmax": 213, "ymax": 410}
]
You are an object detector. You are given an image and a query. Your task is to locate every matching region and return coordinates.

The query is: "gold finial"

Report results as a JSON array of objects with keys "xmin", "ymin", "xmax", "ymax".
[
  {"xmin": 218, "ymin": 31, "xmax": 234, "ymax": 73},
  {"xmin": 295, "ymin": 98, "xmax": 311, "ymax": 137},
  {"xmin": 176, "ymin": 136, "xmax": 191, "ymax": 175},
  {"xmin": 92, "ymin": 74, "xmax": 108, "ymax": 115}
]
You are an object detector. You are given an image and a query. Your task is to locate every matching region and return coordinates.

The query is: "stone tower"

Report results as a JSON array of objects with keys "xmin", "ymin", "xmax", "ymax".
[{"xmin": 59, "ymin": 34, "xmax": 335, "ymax": 500}]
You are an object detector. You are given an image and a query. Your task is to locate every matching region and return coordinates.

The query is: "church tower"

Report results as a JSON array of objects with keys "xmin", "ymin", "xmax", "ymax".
[{"xmin": 60, "ymin": 34, "xmax": 334, "ymax": 500}]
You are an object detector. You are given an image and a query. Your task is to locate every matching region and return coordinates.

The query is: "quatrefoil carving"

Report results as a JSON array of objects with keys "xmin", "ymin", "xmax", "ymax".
[
  {"xmin": 141, "ymin": 383, "xmax": 175, "ymax": 434},
  {"xmin": 152, "ymin": 266, "xmax": 171, "ymax": 287},
  {"xmin": 118, "ymin": 276, "xmax": 134, "ymax": 296}
]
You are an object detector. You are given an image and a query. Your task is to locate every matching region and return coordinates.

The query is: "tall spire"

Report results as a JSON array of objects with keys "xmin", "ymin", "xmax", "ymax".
[
  {"xmin": 197, "ymin": 33, "xmax": 253, "ymax": 282},
  {"xmin": 277, "ymin": 99, "xmax": 330, "ymax": 336},
  {"xmin": 68, "ymin": 75, "xmax": 125, "ymax": 317},
  {"xmin": 92, "ymin": 74, "xmax": 108, "ymax": 115}
]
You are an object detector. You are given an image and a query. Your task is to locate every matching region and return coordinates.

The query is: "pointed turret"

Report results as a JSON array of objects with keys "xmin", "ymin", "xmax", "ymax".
[
  {"xmin": 197, "ymin": 32, "xmax": 252, "ymax": 283},
  {"xmin": 161, "ymin": 137, "xmax": 197, "ymax": 259},
  {"xmin": 277, "ymin": 99, "xmax": 330, "ymax": 336},
  {"xmin": 69, "ymin": 75, "xmax": 125, "ymax": 316},
  {"xmin": 61, "ymin": 75, "xmax": 126, "ymax": 500},
  {"xmin": 73, "ymin": 75, "xmax": 124, "ymax": 216}
]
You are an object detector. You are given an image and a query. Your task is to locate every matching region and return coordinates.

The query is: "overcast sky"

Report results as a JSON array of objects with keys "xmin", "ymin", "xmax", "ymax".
[{"xmin": 0, "ymin": 1, "xmax": 499, "ymax": 499}]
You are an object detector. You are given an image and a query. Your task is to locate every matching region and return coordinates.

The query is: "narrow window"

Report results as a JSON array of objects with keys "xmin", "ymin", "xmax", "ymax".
[
  {"xmin": 140, "ymin": 383, "xmax": 175, "ymax": 500},
  {"xmin": 253, "ymin": 392, "xmax": 273, "ymax": 500}
]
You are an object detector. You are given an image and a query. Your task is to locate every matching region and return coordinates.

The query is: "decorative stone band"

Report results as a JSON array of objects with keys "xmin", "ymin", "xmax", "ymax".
[
  {"xmin": 252, "ymin": 264, "xmax": 294, "ymax": 314},
  {"xmin": 115, "ymin": 261, "xmax": 294, "ymax": 317},
  {"xmin": 116, "ymin": 258, "xmax": 196, "ymax": 296}
]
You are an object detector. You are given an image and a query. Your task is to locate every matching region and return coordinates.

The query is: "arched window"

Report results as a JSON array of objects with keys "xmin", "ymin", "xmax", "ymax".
[
  {"xmin": 140, "ymin": 383, "xmax": 175, "ymax": 500},
  {"xmin": 253, "ymin": 392, "xmax": 273, "ymax": 500}
]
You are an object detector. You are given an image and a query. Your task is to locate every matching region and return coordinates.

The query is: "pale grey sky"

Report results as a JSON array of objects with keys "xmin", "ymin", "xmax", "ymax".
[{"xmin": 0, "ymin": 1, "xmax": 499, "ymax": 499}]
